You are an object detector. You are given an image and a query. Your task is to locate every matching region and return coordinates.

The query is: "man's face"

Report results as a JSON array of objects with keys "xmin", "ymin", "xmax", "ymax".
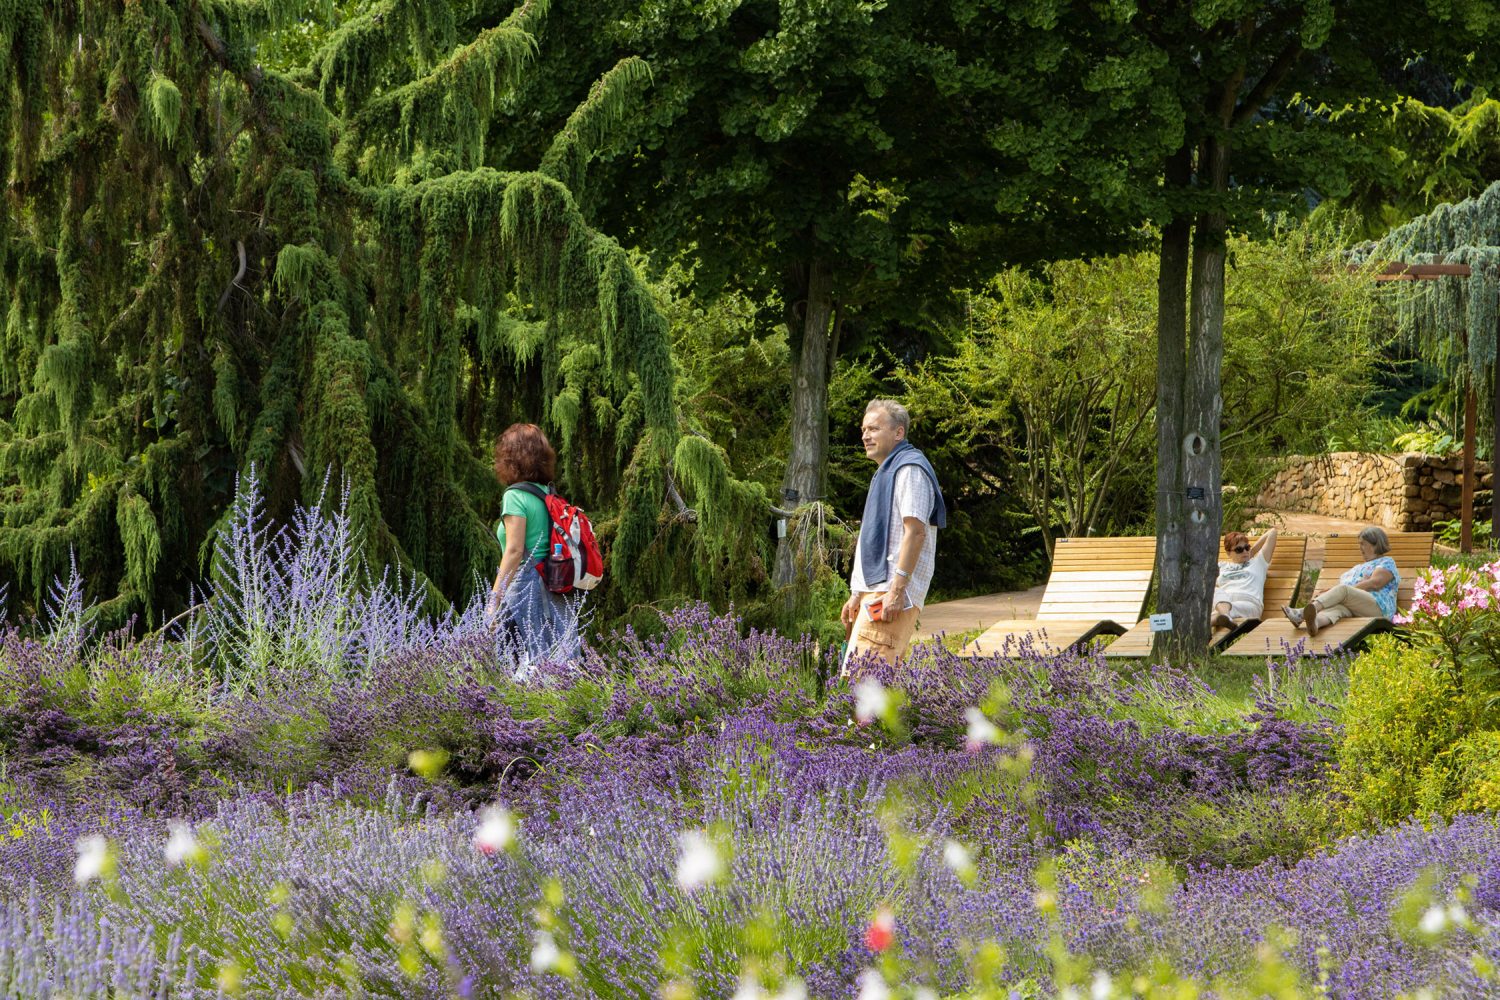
[{"xmin": 861, "ymin": 408, "xmax": 905, "ymax": 464}]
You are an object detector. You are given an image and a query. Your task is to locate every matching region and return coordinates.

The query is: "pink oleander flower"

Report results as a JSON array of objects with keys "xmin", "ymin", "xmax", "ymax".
[
  {"xmin": 1436, "ymin": 601, "xmax": 1453, "ymax": 617},
  {"xmin": 1394, "ymin": 612, "xmax": 1411, "ymax": 625}
]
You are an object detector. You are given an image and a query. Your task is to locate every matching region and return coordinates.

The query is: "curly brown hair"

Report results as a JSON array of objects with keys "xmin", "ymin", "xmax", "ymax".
[{"xmin": 494, "ymin": 423, "xmax": 556, "ymax": 485}]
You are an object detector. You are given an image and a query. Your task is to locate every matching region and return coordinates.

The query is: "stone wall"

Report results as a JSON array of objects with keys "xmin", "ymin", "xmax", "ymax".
[{"xmin": 1255, "ymin": 452, "xmax": 1493, "ymax": 530}]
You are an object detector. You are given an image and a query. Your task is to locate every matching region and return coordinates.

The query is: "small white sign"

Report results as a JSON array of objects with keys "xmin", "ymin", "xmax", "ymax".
[
  {"xmin": 775, "ymin": 518, "xmax": 788, "ymax": 539},
  {"xmin": 1148, "ymin": 613, "xmax": 1174, "ymax": 632}
]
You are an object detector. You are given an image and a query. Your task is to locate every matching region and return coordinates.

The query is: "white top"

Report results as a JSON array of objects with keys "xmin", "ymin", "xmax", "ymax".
[
  {"xmin": 849, "ymin": 465, "xmax": 939, "ymax": 609},
  {"xmin": 1213, "ymin": 551, "xmax": 1270, "ymax": 604}
]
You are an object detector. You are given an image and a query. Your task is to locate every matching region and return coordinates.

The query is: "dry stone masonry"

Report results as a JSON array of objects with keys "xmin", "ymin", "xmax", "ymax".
[{"xmin": 1255, "ymin": 452, "xmax": 1493, "ymax": 530}]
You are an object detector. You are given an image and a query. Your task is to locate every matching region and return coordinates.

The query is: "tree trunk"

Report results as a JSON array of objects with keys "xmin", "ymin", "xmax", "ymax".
[
  {"xmin": 1463, "ymin": 376, "xmax": 1476, "ymax": 552},
  {"xmin": 1155, "ymin": 138, "xmax": 1229, "ymax": 663},
  {"xmin": 1493, "ymin": 352, "xmax": 1499, "ymax": 548},
  {"xmin": 774, "ymin": 257, "xmax": 836, "ymax": 586},
  {"xmin": 1151, "ymin": 147, "xmax": 1192, "ymax": 662}
]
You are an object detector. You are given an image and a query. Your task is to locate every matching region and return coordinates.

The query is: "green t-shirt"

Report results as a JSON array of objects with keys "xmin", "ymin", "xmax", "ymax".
[{"xmin": 496, "ymin": 484, "xmax": 552, "ymax": 561}]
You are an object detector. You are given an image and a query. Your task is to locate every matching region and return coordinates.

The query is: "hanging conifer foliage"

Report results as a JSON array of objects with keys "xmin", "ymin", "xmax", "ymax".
[
  {"xmin": 0, "ymin": 0, "xmax": 682, "ymax": 624},
  {"xmin": 1361, "ymin": 180, "xmax": 1500, "ymax": 387}
]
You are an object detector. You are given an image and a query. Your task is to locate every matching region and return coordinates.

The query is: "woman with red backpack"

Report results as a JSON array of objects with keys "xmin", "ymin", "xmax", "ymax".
[{"xmin": 486, "ymin": 423, "xmax": 583, "ymax": 674}]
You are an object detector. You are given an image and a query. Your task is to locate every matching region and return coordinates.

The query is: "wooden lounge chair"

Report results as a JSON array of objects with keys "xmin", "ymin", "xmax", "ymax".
[
  {"xmin": 957, "ymin": 537, "xmax": 1155, "ymax": 657},
  {"xmin": 1219, "ymin": 532, "xmax": 1434, "ymax": 658},
  {"xmin": 1102, "ymin": 534, "xmax": 1308, "ymax": 659}
]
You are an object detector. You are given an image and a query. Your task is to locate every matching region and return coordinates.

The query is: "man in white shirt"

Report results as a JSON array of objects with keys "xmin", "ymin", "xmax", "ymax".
[{"xmin": 841, "ymin": 399, "xmax": 947, "ymax": 670}]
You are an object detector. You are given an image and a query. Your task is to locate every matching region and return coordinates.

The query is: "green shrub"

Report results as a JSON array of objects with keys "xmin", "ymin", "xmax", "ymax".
[
  {"xmin": 1417, "ymin": 730, "xmax": 1500, "ymax": 817},
  {"xmin": 1334, "ymin": 636, "xmax": 1468, "ymax": 830}
]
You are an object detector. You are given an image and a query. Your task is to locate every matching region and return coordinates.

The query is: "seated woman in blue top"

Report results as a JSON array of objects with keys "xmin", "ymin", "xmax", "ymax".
[
  {"xmin": 485, "ymin": 422, "xmax": 580, "ymax": 674},
  {"xmin": 1282, "ymin": 525, "xmax": 1399, "ymax": 638}
]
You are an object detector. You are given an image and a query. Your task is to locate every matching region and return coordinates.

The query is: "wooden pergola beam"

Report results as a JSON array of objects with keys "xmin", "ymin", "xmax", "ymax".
[{"xmin": 1369, "ymin": 262, "xmax": 1474, "ymax": 281}]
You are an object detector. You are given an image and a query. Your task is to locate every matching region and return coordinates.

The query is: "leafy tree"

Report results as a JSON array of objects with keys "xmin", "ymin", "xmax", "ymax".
[
  {"xmin": 901, "ymin": 228, "xmax": 1384, "ymax": 561},
  {"xmin": 490, "ymin": 0, "xmax": 1182, "ymax": 585},
  {"xmin": 0, "ymin": 0, "xmax": 677, "ymax": 624},
  {"xmin": 983, "ymin": 0, "xmax": 1500, "ymax": 659},
  {"xmin": 1334, "ymin": 95, "xmax": 1500, "ymax": 238},
  {"xmin": 901, "ymin": 257, "xmax": 1159, "ymax": 558}
]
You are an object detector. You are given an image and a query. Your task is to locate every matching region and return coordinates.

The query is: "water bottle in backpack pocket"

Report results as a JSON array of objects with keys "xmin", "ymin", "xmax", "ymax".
[{"xmin": 542, "ymin": 541, "xmax": 574, "ymax": 594}]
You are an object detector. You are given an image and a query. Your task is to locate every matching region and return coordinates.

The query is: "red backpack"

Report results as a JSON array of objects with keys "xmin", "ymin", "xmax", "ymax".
[{"xmin": 509, "ymin": 483, "xmax": 604, "ymax": 594}]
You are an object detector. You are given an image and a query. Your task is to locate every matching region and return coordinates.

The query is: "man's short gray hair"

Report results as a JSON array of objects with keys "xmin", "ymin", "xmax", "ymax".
[
  {"xmin": 1359, "ymin": 525, "xmax": 1391, "ymax": 555},
  {"xmin": 865, "ymin": 399, "xmax": 910, "ymax": 434}
]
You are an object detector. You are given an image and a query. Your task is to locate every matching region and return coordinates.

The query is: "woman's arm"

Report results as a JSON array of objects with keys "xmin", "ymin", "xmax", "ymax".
[
  {"xmin": 1250, "ymin": 526, "xmax": 1277, "ymax": 562},
  {"xmin": 1354, "ymin": 564, "xmax": 1394, "ymax": 591},
  {"xmin": 488, "ymin": 513, "xmax": 531, "ymax": 611}
]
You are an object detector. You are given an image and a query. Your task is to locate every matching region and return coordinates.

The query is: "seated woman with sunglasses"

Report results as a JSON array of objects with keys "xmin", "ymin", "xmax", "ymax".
[
  {"xmin": 1211, "ymin": 527, "xmax": 1279, "ymax": 630},
  {"xmin": 1283, "ymin": 525, "xmax": 1398, "ymax": 638}
]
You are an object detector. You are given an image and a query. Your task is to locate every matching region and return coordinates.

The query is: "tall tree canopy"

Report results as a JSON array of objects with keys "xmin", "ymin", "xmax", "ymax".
[
  {"xmin": 489, "ymin": 0, "xmax": 1181, "ymax": 583},
  {"xmin": 0, "ymin": 0, "xmax": 677, "ymax": 624},
  {"xmin": 986, "ymin": 0, "xmax": 1500, "ymax": 659}
]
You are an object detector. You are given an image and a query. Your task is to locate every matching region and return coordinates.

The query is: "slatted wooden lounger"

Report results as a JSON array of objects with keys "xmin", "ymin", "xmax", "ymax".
[
  {"xmin": 1101, "ymin": 534, "xmax": 1308, "ymax": 658},
  {"xmin": 1219, "ymin": 532, "xmax": 1434, "ymax": 658},
  {"xmin": 957, "ymin": 537, "xmax": 1155, "ymax": 658}
]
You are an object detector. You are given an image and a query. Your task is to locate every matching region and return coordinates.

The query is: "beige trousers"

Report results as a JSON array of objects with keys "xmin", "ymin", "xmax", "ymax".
[
  {"xmin": 845, "ymin": 591, "xmax": 921, "ymax": 669},
  {"xmin": 1312, "ymin": 584, "xmax": 1384, "ymax": 624}
]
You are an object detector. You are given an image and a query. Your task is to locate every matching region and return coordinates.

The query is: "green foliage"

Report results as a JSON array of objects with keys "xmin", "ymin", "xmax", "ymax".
[
  {"xmin": 1130, "ymin": 785, "xmax": 1339, "ymax": 869},
  {"xmin": 1335, "ymin": 636, "xmax": 1478, "ymax": 830},
  {"xmin": 1435, "ymin": 514, "xmax": 1494, "ymax": 549},
  {"xmin": 901, "ymin": 255, "xmax": 1157, "ymax": 556},
  {"xmin": 0, "ymin": 0, "xmax": 685, "ymax": 625},
  {"xmin": 1331, "ymin": 96, "xmax": 1500, "ymax": 240},
  {"xmin": 1417, "ymin": 730, "xmax": 1500, "ymax": 818},
  {"xmin": 1355, "ymin": 181, "xmax": 1500, "ymax": 394},
  {"xmin": 900, "ymin": 227, "xmax": 1385, "ymax": 549}
]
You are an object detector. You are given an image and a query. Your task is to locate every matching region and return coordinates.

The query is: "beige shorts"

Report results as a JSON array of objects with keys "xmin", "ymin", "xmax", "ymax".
[
  {"xmin": 844, "ymin": 592, "xmax": 921, "ymax": 671},
  {"xmin": 1212, "ymin": 593, "xmax": 1262, "ymax": 620}
]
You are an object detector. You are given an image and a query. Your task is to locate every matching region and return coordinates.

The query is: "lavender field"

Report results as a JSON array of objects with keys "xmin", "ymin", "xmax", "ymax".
[{"xmin": 1, "ymin": 491, "xmax": 1498, "ymax": 998}]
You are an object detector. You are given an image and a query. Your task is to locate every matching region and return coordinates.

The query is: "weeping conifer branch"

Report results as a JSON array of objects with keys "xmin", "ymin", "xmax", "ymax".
[
  {"xmin": 540, "ymin": 57, "xmax": 653, "ymax": 196},
  {"xmin": 0, "ymin": 0, "xmax": 680, "ymax": 625},
  {"xmin": 1359, "ymin": 180, "xmax": 1500, "ymax": 392},
  {"xmin": 343, "ymin": 0, "xmax": 549, "ymax": 167}
]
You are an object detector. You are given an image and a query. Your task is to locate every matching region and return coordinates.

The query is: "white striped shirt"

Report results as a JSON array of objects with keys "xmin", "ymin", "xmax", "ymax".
[{"xmin": 849, "ymin": 466, "xmax": 939, "ymax": 609}]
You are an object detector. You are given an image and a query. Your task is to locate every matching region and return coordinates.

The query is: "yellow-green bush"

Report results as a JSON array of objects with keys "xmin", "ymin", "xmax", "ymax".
[
  {"xmin": 1417, "ymin": 730, "xmax": 1500, "ymax": 817},
  {"xmin": 1334, "ymin": 636, "xmax": 1470, "ymax": 830}
]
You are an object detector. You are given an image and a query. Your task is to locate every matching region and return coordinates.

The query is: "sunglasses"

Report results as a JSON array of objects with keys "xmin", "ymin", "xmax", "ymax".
[{"xmin": 1230, "ymin": 545, "xmax": 1251, "ymax": 554}]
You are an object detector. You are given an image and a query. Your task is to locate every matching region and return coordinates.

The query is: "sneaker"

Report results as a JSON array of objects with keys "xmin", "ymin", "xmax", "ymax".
[
  {"xmin": 1281, "ymin": 605, "xmax": 1303, "ymax": 627},
  {"xmin": 1211, "ymin": 612, "xmax": 1235, "ymax": 631},
  {"xmin": 1302, "ymin": 603, "xmax": 1321, "ymax": 638}
]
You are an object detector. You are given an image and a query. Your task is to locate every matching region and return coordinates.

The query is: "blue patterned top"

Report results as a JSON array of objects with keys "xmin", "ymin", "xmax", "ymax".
[{"xmin": 1340, "ymin": 556, "xmax": 1400, "ymax": 618}]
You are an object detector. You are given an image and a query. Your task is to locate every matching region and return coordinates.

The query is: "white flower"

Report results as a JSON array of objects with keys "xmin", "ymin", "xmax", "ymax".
[
  {"xmin": 473, "ymin": 805, "xmax": 516, "ymax": 855},
  {"xmin": 73, "ymin": 835, "xmax": 109, "ymax": 885},
  {"xmin": 1419, "ymin": 904, "xmax": 1447, "ymax": 935},
  {"xmin": 853, "ymin": 678, "xmax": 890, "ymax": 725},
  {"xmin": 163, "ymin": 821, "xmax": 203, "ymax": 867},
  {"xmin": 942, "ymin": 838, "xmax": 973, "ymax": 874},
  {"xmin": 731, "ymin": 975, "xmax": 764, "ymax": 1000},
  {"xmin": 772, "ymin": 978, "xmax": 808, "ymax": 1000},
  {"xmin": 529, "ymin": 930, "xmax": 562, "ymax": 972},
  {"xmin": 1091, "ymin": 969, "xmax": 1114, "ymax": 999},
  {"xmin": 855, "ymin": 968, "xmax": 890, "ymax": 1000},
  {"xmin": 675, "ymin": 829, "xmax": 724, "ymax": 891},
  {"xmin": 964, "ymin": 707, "xmax": 1001, "ymax": 749}
]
